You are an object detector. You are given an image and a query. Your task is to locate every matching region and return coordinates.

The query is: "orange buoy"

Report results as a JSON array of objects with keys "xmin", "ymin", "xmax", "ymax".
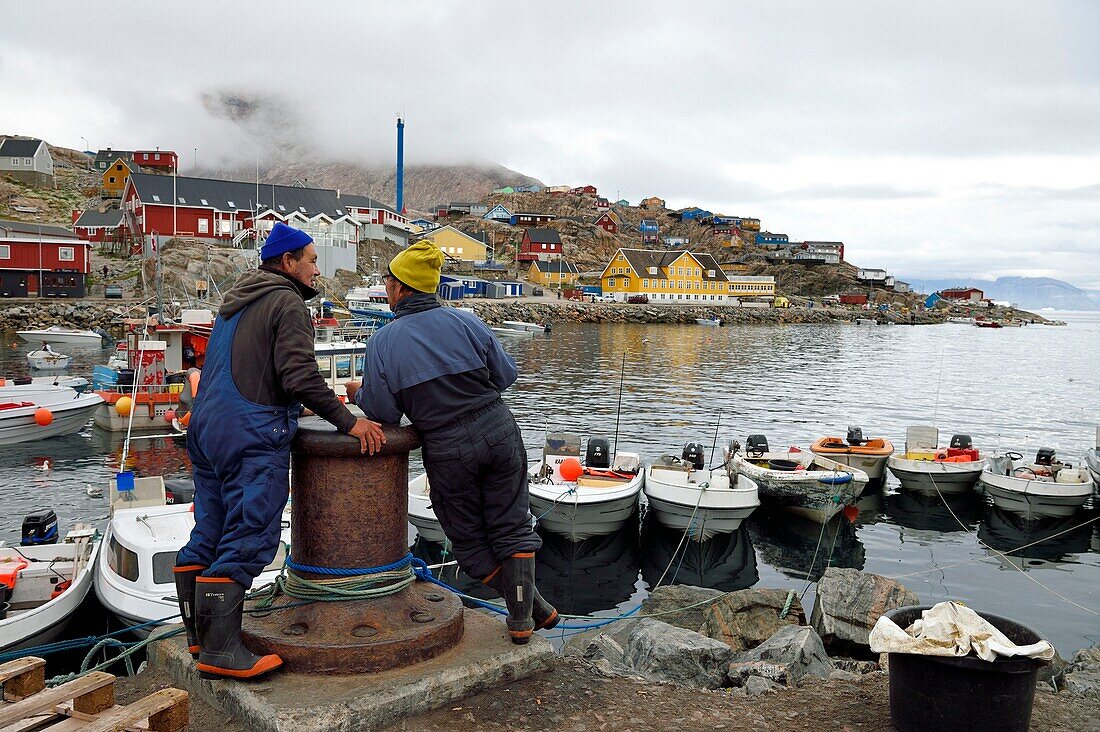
[
  {"xmin": 164, "ymin": 409, "xmax": 177, "ymax": 423},
  {"xmin": 559, "ymin": 457, "xmax": 584, "ymax": 482},
  {"xmin": 34, "ymin": 408, "xmax": 53, "ymax": 426},
  {"xmin": 115, "ymin": 396, "xmax": 133, "ymax": 417}
]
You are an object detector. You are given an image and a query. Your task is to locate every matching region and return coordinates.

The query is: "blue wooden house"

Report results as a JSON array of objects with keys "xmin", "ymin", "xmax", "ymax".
[
  {"xmin": 639, "ymin": 218, "xmax": 659, "ymax": 244},
  {"xmin": 514, "ymin": 184, "xmax": 542, "ymax": 193},
  {"xmin": 680, "ymin": 208, "xmax": 713, "ymax": 221},
  {"xmin": 484, "ymin": 204, "xmax": 513, "ymax": 221},
  {"xmin": 411, "ymin": 218, "xmax": 439, "ymax": 232},
  {"xmin": 755, "ymin": 231, "xmax": 789, "ymax": 245}
]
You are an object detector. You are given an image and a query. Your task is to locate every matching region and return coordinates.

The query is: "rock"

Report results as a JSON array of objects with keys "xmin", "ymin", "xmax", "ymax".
[
  {"xmin": 832, "ymin": 658, "xmax": 879, "ymax": 675},
  {"xmin": 1069, "ymin": 647, "xmax": 1100, "ymax": 671},
  {"xmin": 810, "ymin": 567, "xmax": 918, "ymax": 648},
  {"xmin": 565, "ymin": 633, "xmax": 626, "ymax": 668},
  {"xmin": 1037, "ymin": 649, "xmax": 1067, "ymax": 691},
  {"xmin": 732, "ymin": 625, "xmax": 835, "ymax": 687},
  {"xmin": 828, "ymin": 670, "xmax": 861, "ymax": 682},
  {"xmin": 701, "ymin": 588, "xmax": 805, "ymax": 651},
  {"xmin": 624, "ymin": 618, "xmax": 734, "ymax": 689},
  {"xmin": 728, "ymin": 661, "xmax": 789, "ymax": 687},
  {"xmin": 639, "ymin": 585, "xmax": 724, "ymax": 633},
  {"xmin": 744, "ymin": 676, "xmax": 781, "ymax": 696},
  {"xmin": 1063, "ymin": 671, "xmax": 1100, "ymax": 699}
]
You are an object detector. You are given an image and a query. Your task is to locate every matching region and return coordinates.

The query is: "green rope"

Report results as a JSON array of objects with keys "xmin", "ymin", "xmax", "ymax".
[
  {"xmin": 778, "ymin": 589, "xmax": 796, "ymax": 619},
  {"xmin": 255, "ymin": 560, "xmax": 416, "ymax": 607}
]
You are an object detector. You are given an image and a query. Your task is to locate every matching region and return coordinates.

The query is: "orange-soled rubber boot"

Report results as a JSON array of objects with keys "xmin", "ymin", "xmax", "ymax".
[
  {"xmin": 172, "ymin": 562, "xmax": 205, "ymax": 658},
  {"xmin": 483, "ymin": 562, "xmax": 559, "ymax": 632},
  {"xmin": 194, "ymin": 577, "xmax": 282, "ymax": 680},
  {"xmin": 500, "ymin": 552, "xmax": 537, "ymax": 643}
]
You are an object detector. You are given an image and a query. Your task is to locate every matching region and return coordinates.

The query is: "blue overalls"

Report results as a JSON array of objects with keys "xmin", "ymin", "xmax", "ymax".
[{"xmin": 177, "ymin": 308, "xmax": 299, "ymax": 587}]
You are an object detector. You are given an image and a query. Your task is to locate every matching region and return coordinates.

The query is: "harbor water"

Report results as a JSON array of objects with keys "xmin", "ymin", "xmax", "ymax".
[{"xmin": 1, "ymin": 313, "xmax": 1098, "ymax": 656}]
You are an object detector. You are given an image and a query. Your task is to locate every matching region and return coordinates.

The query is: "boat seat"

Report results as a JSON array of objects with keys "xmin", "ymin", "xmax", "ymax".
[
  {"xmin": 575, "ymin": 475, "xmax": 630, "ymax": 488},
  {"xmin": 0, "ymin": 558, "xmax": 29, "ymax": 592}
]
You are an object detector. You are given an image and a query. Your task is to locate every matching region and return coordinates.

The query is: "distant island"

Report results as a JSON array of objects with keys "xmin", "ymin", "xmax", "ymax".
[{"xmin": 900, "ymin": 276, "xmax": 1099, "ymax": 312}]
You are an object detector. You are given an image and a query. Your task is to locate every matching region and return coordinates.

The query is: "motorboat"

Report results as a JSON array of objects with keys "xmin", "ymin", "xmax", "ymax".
[
  {"xmin": 407, "ymin": 473, "xmax": 448, "ymax": 544},
  {"xmin": 26, "ymin": 344, "xmax": 72, "ymax": 370},
  {"xmin": 490, "ymin": 327, "xmax": 533, "ymax": 339},
  {"xmin": 94, "ymin": 475, "xmax": 289, "ymax": 635},
  {"xmin": 16, "ymin": 326, "xmax": 106, "ymax": 347},
  {"xmin": 695, "ymin": 317, "xmax": 721, "ymax": 326},
  {"xmin": 886, "ymin": 426, "xmax": 987, "ymax": 495},
  {"xmin": 975, "ymin": 321, "xmax": 1003, "ymax": 329},
  {"xmin": 947, "ymin": 317, "xmax": 976, "ymax": 325},
  {"xmin": 854, "ymin": 318, "xmax": 877, "ymax": 326},
  {"xmin": 528, "ymin": 433, "xmax": 643, "ymax": 541},
  {"xmin": 1086, "ymin": 427, "xmax": 1100, "ymax": 486},
  {"xmin": 0, "ymin": 514, "xmax": 100, "ymax": 652},
  {"xmin": 345, "ymin": 282, "xmax": 392, "ymax": 316},
  {"xmin": 0, "ymin": 384, "xmax": 104, "ymax": 445},
  {"xmin": 0, "ymin": 375, "xmax": 89, "ymax": 392},
  {"xmin": 810, "ymin": 426, "xmax": 894, "ymax": 484},
  {"xmin": 980, "ymin": 448, "xmax": 1094, "ymax": 519},
  {"xmin": 729, "ymin": 435, "xmax": 869, "ymax": 523},
  {"xmin": 501, "ymin": 320, "xmax": 551, "ymax": 333},
  {"xmin": 643, "ymin": 442, "xmax": 760, "ymax": 541}
]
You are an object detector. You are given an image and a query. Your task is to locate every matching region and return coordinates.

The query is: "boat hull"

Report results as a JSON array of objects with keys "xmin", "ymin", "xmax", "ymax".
[
  {"xmin": 887, "ymin": 456, "xmax": 986, "ymax": 495},
  {"xmin": 809, "ymin": 450, "xmax": 890, "ymax": 481},
  {"xmin": 529, "ymin": 486, "xmax": 640, "ymax": 541},
  {"xmin": 979, "ymin": 469, "xmax": 1093, "ymax": 520},
  {"xmin": 17, "ymin": 329, "xmax": 103, "ymax": 346},
  {"xmin": 93, "ymin": 401, "xmax": 180, "ymax": 432},
  {"xmin": 1086, "ymin": 448, "xmax": 1100, "ymax": 487},
  {"xmin": 0, "ymin": 394, "xmax": 102, "ymax": 445},
  {"xmin": 408, "ymin": 474, "xmax": 448, "ymax": 544},
  {"xmin": 643, "ymin": 469, "xmax": 759, "ymax": 541},
  {"xmin": 733, "ymin": 452, "xmax": 868, "ymax": 523}
]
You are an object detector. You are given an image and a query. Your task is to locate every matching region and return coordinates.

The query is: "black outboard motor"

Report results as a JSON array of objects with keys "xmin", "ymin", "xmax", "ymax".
[
  {"xmin": 745, "ymin": 434, "xmax": 769, "ymax": 457},
  {"xmin": 21, "ymin": 510, "xmax": 58, "ymax": 546},
  {"xmin": 949, "ymin": 434, "xmax": 973, "ymax": 450},
  {"xmin": 846, "ymin": 426, "xmax": 865, "ymax": 446},
  {"xmin": 682, "ymin": 442, "xmax": 706, "ymax": 470},
  {"xmin": 1035, "ymin": 448, "xmax": 1056, "ymax": 466},
  {"xmin": 586, "ymin": 437, "xmax": 612, "ymax": 469}
]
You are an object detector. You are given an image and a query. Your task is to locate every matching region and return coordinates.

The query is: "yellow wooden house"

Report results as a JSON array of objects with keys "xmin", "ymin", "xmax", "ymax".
[
  {"xmin": 600, "ymin": 248, "xmax": 740, "ymax": 303},
  {"xmin": 415, "ymin": 225, "xmax": 487, "ymax": 263},
  {"xmin": 527, "ymin": 259, "xmax": 579, "ymax": 287},
  {"xmin": 101, "ymin": 157, "xmax": 139, "ymax": 198}
]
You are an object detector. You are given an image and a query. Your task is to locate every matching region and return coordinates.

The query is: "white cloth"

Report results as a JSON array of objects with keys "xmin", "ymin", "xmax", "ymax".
[{"xmin": 869, "ymin": 601, "xmax": 1054, "ymax": 662}]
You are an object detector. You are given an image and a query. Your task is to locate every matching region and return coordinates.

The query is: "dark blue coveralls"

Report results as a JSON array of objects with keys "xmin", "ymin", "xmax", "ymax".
[{"xmin": 177, "ymin": 309, "xmax": 298, "ymax": 586}]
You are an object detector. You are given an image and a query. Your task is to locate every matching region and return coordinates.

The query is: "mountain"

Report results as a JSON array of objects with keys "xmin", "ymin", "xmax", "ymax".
[{"xmin": 907, "ymin": 276, "xmax": 1100, "ymax": 311}]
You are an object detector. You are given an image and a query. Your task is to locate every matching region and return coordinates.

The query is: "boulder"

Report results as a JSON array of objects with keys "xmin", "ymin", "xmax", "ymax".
[
  {"xmin": 832, "ymin": 657, "xmax": 880, "ymax": 675},
  {"xmin": 810, "ymin": 568, "xmax": 918, "ymax": 648},
  {"xmin": 744, "ymin": 676, "xmax": 781, "ymax": 696},
  {"xmin": 624, "ymin": 618, "xmax": 733, "ymax": 689},
  {"xmin": 732, "ymin": 625, "xmax": 835, "ymax": 686},
  {"xmin": 728, "ymin": 661, "xmax": 789, "ymax": 687},
  {"xmin": 639, "ymin": 585, "xmax": 724, "ymax": 633},
  {"xmin": 1063, "ymin": 671, "xmax": 1100, "ymax": 699},
  {"xmin": 701, "ymin": 588, "xmax": 806, "ymax": 651}
]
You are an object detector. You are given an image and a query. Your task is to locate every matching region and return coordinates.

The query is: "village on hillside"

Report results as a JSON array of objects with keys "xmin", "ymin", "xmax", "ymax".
[{"xmin": 0, "ymin": 132, "xmax": 996, "ymax": 316}]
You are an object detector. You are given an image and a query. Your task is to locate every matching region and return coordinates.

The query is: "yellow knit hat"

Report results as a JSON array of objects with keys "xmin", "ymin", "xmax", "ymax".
[{"xmin": 388, "ymin": 241, "xmax": 444, "ymax": 293}]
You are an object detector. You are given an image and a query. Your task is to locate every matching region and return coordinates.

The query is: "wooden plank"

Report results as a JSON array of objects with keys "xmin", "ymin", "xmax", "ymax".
[
  {"xmin": 75, "ymin": 688, "xmax": 188, "ymax": 732},
  {"xmin": 72, "ymin": 680, "xmax": 114, "ymax": 716},
  {"xmin": 0, "ymin": 658, "xmax": 46, "ymax": 699},
  {"xmin": 0, "ymin": 672, "xmax": 114, "ymax": 728}
]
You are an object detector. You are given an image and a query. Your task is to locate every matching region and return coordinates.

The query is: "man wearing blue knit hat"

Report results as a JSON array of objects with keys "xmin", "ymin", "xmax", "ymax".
[{"xmin": 175, "ymin": 221, "xmax": 386, "ymax": 680}]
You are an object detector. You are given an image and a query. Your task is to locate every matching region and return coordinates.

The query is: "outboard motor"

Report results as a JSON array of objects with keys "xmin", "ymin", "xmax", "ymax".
[
  {"xmin": 949, "ymin": 434, "xmax": 972, "ymax": 450},
  {"xmin": 682, "ymin": 442, "xmax": 706, "ymax": 470},
  {"xmin": 21, "ymin": 510, "xmax": 58, "ymax": 546},
  {"xmin": 846, "ymin": 426, "xmax": 865, "ymax": 446},
  {"xmin": 586, "ymin": 437, "xmax": 612, "ymax": 469},
  {"xmin": 745, "ymin": 434, "xmax": 769, "ymax": 457},
  {"xmin": 1035, "ymin": 448, "xmax": 1056, "ymax": 466}
]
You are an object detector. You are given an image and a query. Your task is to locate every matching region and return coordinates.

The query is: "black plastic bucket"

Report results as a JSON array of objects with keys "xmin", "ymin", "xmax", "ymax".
[
  {"xmin": 767, "ymin": 458, "xmax": 800, "ymax": 472},
  {"xmin": 885, "ymin": 605, "xmax": 1049, "ymax": 732}
]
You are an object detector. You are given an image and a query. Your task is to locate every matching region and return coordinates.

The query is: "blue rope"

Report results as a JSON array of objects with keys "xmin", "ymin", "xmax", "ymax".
[{"xmin": 286, "ymin": 552, "xmax": 415, "ymax": 576}]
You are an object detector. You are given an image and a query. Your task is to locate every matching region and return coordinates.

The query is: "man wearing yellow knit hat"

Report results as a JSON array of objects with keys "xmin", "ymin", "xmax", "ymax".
[{"xmin": 345, "ymin": 241, "xmax": 557, "ymax": 643}]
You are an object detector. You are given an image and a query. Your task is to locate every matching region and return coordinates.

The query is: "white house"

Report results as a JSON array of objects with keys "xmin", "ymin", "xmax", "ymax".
[
  {"xmin": 0, "ymin": 138, "xmax": 54, "ymax": 188},
  {"xmin": 484, "ymin": 204, "xmax": 512, "ymax": 222}
]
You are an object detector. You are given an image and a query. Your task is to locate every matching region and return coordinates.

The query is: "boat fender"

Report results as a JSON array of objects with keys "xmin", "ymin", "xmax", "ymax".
[
  {"xmin": 818, "ymin": 473, "xmax": 853, "ymax": 485},
  {"xmin": 50, "ymin": 580, "xmax": 72, "ymax": 600}
]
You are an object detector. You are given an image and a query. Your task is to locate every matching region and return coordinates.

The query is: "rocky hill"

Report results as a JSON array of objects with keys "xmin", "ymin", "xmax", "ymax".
[{"xmin": 0, "ymin": 141, "xmax": 97, "ymax": 226}]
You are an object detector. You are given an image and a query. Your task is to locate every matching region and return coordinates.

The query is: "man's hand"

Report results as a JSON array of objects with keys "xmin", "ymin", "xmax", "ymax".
[
  {"xmin": 349, "ymin": 417, "xmax": 386, "ymax": 455},
  {"xmin": 344, "ymin": 380, "xmax": 362, "ymax": 401}
]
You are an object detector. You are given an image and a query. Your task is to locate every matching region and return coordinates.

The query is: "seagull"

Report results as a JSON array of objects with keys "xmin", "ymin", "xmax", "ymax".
[
  {"xmin": 86, "ymin": 484, "xmax": 104, "ymax": 498},
  {"xmin": 35, "ymin": 460, "xmax": 51, "ymax": 472}
]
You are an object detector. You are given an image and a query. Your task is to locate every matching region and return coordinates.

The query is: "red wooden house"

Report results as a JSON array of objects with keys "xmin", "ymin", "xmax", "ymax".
[
  {"xmin": 72, "ymin": 207, "xmax": 125, "ymax": 243},
  {"xmin": 0, "ymin": 233, "xmax": 91, "ymax": 297},
  {"xmin": 593, "ymin": 212, "xmax": 619, "ymax": 234},
  {"xmin": 133, "ymin": 150, "xmax": 178, "ymax": 173},
  {"xmin": 595, "ymin": 197, "xmax": 610, "ymax": 209},
  {"xmin": 940, "ymin": 287, "xmax": 984, "ymax": 303},
  {"xmin": 517, "ymin": 228, "xmax": 562, "ymax": 262},
  {"xmin": 570, "ymin": 185, "xmax": 598, "ymax": 196}
]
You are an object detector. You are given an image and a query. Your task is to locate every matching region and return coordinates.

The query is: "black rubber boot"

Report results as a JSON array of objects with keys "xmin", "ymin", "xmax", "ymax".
[
  {"xmin": 500, "ymin": 552, "xmax": 536, "ymax": 643},
  {"xmin": 172, "ymin": 562, "xmax": 205, "ymax": 658},
  {"xmin": 483, "ymin": 559, "xmax": 559, "ymax": 632},
  {"xmin": 195, "ymin": 577, "xmax": 282, "ymax": 680}
]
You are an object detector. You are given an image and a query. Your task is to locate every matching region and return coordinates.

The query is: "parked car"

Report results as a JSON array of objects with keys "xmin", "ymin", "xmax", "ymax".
[
  {"xmin": 531, "ymin": 286, "xmax": 545, "ymax": 296},
  {"xmin": 104, "ymin": 284, "xmax": 123, "ymax": 299},
  {"xmin": 627, "ymin": 295, "xmax": 649, "ymax": 304},
  {"xmin": 589, "ymin": 293, "xmax": 616, "ymax": 303}
]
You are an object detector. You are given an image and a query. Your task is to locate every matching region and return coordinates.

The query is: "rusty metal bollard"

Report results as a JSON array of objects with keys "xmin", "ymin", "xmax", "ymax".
[{"xmin": 243, "ymin": 418, "xmax": 464, "ymax": 674}]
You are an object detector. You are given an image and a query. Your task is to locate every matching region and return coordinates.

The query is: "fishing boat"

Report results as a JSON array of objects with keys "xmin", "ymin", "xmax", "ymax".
[
  {"xmin": 528, "ymin": 433, "xmax": 643, "ymax": 540},
  {"xmin": 16, "ymin": 326, "xmax": 106, "ymax": 347},
  {"xmin": 94, "ymin": 475, "xmax": 290, "ymax": 636},
  {"xmin": 0, "ymin": 514, "xmax": 100, "ymax": 652},
  {"xmin": 345, "ymin": 282, "xmax": 392, "ymax": 317},
  {"xmin": 501, "ymin": 320, "xmax": 551, "ymax": 333},
  {"xmin": 1085, "ymin": 427, "xmax": 1100, "ymax": 486},
  {"xmin": 980, "ymin": 448, "xmax": 1094, "ymax": 520},
  {"xmin": 975, "ymin": 321, "xmax": 1003, "ymax": 329},
  {"xmin": 490, "ymin": 327, "xmax": 533, "ymax": 339},
  {"xmin": 407, "ymin": 473, "xmax": 448, "ymax": 544},
  {"xmin": 643, "ymin": 442, "xmax": 760, "ymax": 541},
  {"xmin": 810, "ymin": 426, "xmax": 894, "ymax": 484},
  {"xmin": 0, "ymin": 384, "xmax": 103, "ymax": 445},
  {"xmin": 26, "ymin": 344, "xmax": 71, "ymax": 370},
  {"xmin": 0, "ymin": 375, "xmax": 89, "ymax": 392},
  {"xmin": 694, "ymin": 317, "xmax": 721, "ymax": 326},
  {"xmin": 729, "ymin": 436, "xmax": 869, "ymax": 522},
  {"xmin": 854, "ymin": 318, "xmax": 877, "ymax": 326},
  {"xmin": 886, "ymin": 426, "xmax": 987, "ymax": 495},
  {"xmin": 947, "ymin": 317, "xmax": 976, "ymax": 325}
]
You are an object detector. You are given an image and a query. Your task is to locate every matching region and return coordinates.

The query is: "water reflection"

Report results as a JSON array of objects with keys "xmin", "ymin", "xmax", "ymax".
[
  {"xmin": 640, "ymin": 513, "xmax": 758, "ymax": 592},
  {"xmin": 87, "ymin": 429, "xmax": 191, "ymax": 477},
  {"xmin": 747, "ymin": 509, "xmax": 865, "ymax": 581},
  {"xmin": 535, "ymin": 524, "xmax": 640, "ymax": 615},
  {"xmin": 978, "ymin": 506, "xmax": 1094, "ymax": 571},
  {"xmin": 885, "ymin": 489, "xmax": 983, "ymax": 534}
]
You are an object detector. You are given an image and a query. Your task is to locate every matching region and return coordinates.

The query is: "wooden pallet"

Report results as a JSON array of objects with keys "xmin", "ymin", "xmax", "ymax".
[{"xmin": 0, "ymin": 656, "xmax": 188, "ymax": 731}]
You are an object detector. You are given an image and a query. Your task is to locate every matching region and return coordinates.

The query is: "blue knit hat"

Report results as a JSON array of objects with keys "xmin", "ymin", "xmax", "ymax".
[{"xmin": 260, "ymin": 222, "xmax": 313, "ymax": 260}]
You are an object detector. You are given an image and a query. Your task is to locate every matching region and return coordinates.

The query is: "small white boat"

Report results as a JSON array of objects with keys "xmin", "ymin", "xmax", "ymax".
[
  {"xmin": 0, "ymin": 519, "xmax": 100, "ymax": 652},
  {"xmin": 886, "ymin": 426, "xmax": 987, "ymax": 495},
  {"xmin": 981, "ymin": 449, "xmax": 1095, "ymax": 520},
  {"xmin": 1085, "ymin": 427, "xmax": 1100, "ymax": 486},
  {"xmin": 491, "ymin": 327, "xmax": 533, "ymax": 339},
  {"xmin": 947, "ymin": 317, "xmax": 976, "ymax": 325},
  {"xmin": 502, "ymin": 320, "xmax": 550, "ymax": 333},
  {"xmin": 345, "ymin": 282, "xmax": 392, "ymax": 316},
  {"xmin": 408, "ymin": 473, "xmax": 449, "ymax": 544},
  {"xmin": 17, "ymin": 326, "xmax": 105, "ymax": 347},
  {"xmin": 730, "ymin": 436, "xmax": 869, "ymax": 523},
  {"xmin": 695, "ymin": 317, "xmax": 721, "ymax": 327},
  {"xmin": 643, "ymin": 442, "xmax": 760, "ymax": 541},
  {"xmin": 94, "ymin": 475, "xmax": 290, "ymax": 635},
  {"xmin": 26, "ymin": 344, "xmax": 71, "ymax": 370},
  {"xmin": 854, "ymin": 318, "xmax": 877, "ymax": 326},
  {"xmin": 0, "ymin": 385, "xmax": 104, "ymax": 445},
  {"xmin": 1, "ymin": 375, "xmax": 89, "ymax": 392},
  {"xmin": 809, "ymin": 426, "xmax": 894, "ymax": 483},
  {"xmin": 528, "ymin": 433, "xmax": 643, "ymax": 541}
]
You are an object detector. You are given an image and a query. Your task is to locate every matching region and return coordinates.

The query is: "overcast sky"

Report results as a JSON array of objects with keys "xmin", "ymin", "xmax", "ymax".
[{"xmin": 3, "ymin": 1, "xmax": 1098, "ymax": 288}]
